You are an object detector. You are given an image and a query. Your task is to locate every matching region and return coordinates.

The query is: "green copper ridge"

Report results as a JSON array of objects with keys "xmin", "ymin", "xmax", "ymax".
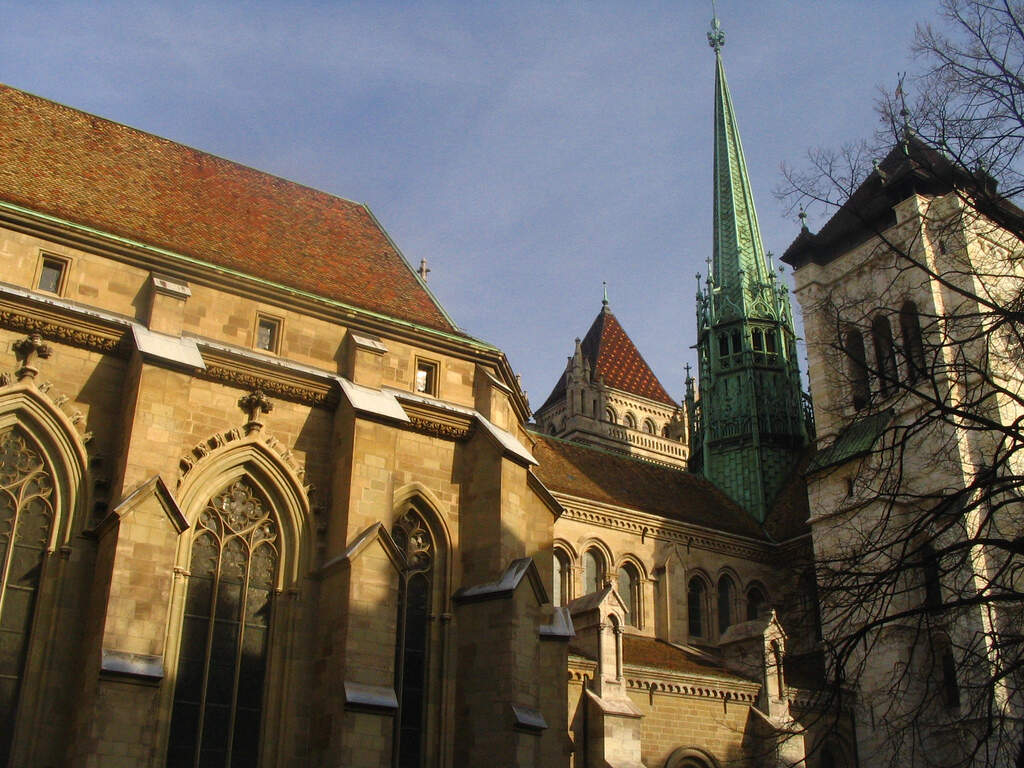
[{"xmin": 688, "ymin": 13, "xmax": 811, "ymax": 523}]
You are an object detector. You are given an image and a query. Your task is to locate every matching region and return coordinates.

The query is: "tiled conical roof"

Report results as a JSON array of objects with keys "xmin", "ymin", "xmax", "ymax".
[{"xmin": 538, "ymin": 304, "xmax": 675, "ymax": 411}]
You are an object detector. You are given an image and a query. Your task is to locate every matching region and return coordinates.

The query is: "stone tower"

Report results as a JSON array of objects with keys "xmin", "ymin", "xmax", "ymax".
[{"xmin": 689, "ymin": 14, "xmax": 809, "ymax": 521}]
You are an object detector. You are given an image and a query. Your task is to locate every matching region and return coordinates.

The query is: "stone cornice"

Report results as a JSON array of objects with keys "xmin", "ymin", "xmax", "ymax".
[
  {"xmin": 567, "ymin": 656, "xmax": 761, "ymax": 703},
  {"xmin": 399, "ymin": 400, "xmax": 476, "ymax": 441},
  {"xmin": 0, "ymin": 290, "xmax": 127, "ymax": 355},
  {"xmin": 197, "ymin": 344, "xmax": 337, "ymax": 408},
  {"xmin": 556, "ymin": 493, "xmax": 774, "ymax": 562}
]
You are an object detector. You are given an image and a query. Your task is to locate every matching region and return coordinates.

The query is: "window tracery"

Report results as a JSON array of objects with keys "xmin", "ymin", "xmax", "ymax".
[
  {"xmin": 391, "ymin": 508, "xmax": 435, "ymax": 768},
  {"xmin": 0, "ymin": 427, "xmax": 54, "ymax": 764},
  {"xmin": 167, "ymin": 479, "xmax": 279, "ymax": 768}
]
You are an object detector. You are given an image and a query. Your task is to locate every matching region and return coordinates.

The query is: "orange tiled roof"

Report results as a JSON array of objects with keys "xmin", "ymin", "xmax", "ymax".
[
  {"xmin": 0, "ymin": 84, "xmax": 457, "ymax": 334},
  {"xmin": 530, "ymin": 432, "xmax": 766, "ymax": 540},
  {"xmin": 538, "ymin": 305, "xmax": 675, "ymax": 411}
]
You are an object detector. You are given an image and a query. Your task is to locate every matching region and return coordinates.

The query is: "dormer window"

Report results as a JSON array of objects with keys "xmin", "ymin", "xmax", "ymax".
[{"xmin": 255, "ymin": 315, "xmax": 281, "ymax": 353}]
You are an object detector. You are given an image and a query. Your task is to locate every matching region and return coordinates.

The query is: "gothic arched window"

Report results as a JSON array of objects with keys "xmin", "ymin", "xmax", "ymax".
[
  {"xmin": 391, "ymin": 509, "xmax": 435, "ymax": 768},
  {"xmin": 617, "ymin": 563, "xmax": 641, "ymax": 627},
  {"xmin": 0, "ymin": 427, "xmax": 55, "ymax": 764},
  {"xmin": 718, "ymin": 574, "xmax": 735, "ymax": 634},
  {"xmin": 167, "ymin": 479, "xmax": 279, "ymax": 768},
  {"xmin": 747, "ymin": 585, "xmax": 767, "ymax": 621},
  {"xmin": 843, "ymin": 328, "xmax": 870, "ymax": 411},
  {"xmin": 900, "ymin": 301, "xmax": 925, "ymax": 382},
  {"xmin": 553, "ymin": 548, "xmax": 571, "ymax": 607},
  {"xmin": 687, "ymin": 577, "xmax": 706, "ymax": 638},
  {"xmin": 583, "ymin": 549, "xmax": 605, "ymax": 594},
  {"xmin": 872, "ymin": 315, "xmax": 899, "ymax": 395}
]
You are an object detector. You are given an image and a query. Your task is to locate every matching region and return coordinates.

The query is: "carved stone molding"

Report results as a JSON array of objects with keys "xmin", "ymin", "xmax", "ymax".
[
  {"xmin": 407, "ymin": 416, "xmax": 473, "ymax": 441},
  {"xmin": 201, "ymin": 363, "xmax": 334, "ymax": 408},
  {"xmin": 0, "ymin": 371, "xmax": 93, "ymax": 444},
  {"xmin": 177, "ymin": 429, "xmax": 308, "ymax": 493},
  {"xmin": 0, "ymin": 308, "xmax": 124, "ymax": 355},
  {"xmin": 401, "ymin": 400, "xmax": 475, "ymax": 442}
]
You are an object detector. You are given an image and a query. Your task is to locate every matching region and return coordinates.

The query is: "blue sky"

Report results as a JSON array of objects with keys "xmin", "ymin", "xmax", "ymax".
[{"xmin": 1, "ymin": 1, "xmax": 937, "ymax": 407}]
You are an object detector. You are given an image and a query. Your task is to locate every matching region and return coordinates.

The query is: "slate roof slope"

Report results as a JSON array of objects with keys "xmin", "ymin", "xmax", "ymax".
[
  {"xmin": 762, "ymin": 447, "xmax": 814, "ymax": 542},
  {"xmin": 538, "ymin": 304, "xmax": 676, "ymax": 412},
  {"xmin": 0, "ymin": 83, "xmax": 458, "ymax": 334},
  {"xmin": 569, "ymin": 635, "xmax": 754, "ymax": 683},
  {"xmin": 529, "ymin": 431, "xmax": 765, "ymax": 540}
]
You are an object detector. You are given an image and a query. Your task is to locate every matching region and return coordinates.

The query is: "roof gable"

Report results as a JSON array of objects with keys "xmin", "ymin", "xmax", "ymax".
[{"xmin": 0, "ymin": 84, "xmax": 458, "ymax": 334}]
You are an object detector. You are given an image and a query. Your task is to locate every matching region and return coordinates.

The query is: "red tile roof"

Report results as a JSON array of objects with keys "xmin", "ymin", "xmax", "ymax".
[
  {"xmin": 0, "ymin": 84, "xmax": 457, "ymax": 333},
  {"xmin": 538, "ymin": 305, "xmax": 675, "ymax": 411},
  {"xmin": 530, "ymin": 432, "xmax": 766, "ymax": 539}
]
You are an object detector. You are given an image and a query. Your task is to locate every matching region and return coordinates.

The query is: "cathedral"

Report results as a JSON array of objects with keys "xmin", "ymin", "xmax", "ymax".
[{"xmin": 0, "ymin": 12, "xmax": 1020, "ymax": 768}]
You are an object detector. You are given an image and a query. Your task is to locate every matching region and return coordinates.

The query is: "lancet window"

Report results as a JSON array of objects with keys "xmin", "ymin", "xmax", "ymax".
[
  {"xmin": 717, "ymin": 574, "xmax": 735, "ymax": 634},
  {"xmin": 167, "ymin": 479, "xmax": 279, "ymax": 768},
  {"xmin": 843, "ymin": 329, "xmax": 870, "ymax": 411},
  {"xmin": 391, "ymin": 509, "xmax": 435, "ymax": 768},
  {"xmin": 900, "ymin": 301, "xmax": 925, "ymax": 382},
  {"xmin": 617, "ymin": 563, "xmax": 641, "ymax": 627},
  {"xmin": 0, "ymin": 427, "xmax": 55, "ymax": 764},
  {"xmin": 583, "ymin": 549, "xmax": 605, "ymax": 594},
  {"xmin": 687, "ymin": 577, "xmax": 706, "ymax": 638},
  {"xmin": 872, "ymin": 315, "xmax": 899, "ymax": 395}
]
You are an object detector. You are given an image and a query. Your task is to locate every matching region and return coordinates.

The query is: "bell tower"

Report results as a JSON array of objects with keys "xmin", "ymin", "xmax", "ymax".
[{"xmin": 690, "ymin": 12, "xmax": 810, "ymax": 521}]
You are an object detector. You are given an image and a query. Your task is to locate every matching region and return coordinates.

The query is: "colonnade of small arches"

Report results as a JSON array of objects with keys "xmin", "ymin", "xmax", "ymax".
[
  {"xmin": 842, "ymin": 300, "xmax": 926, "ymax": 411},
  {"xmin": 553, "ymin": 539, "xmax": 771, "ymax": 643}
]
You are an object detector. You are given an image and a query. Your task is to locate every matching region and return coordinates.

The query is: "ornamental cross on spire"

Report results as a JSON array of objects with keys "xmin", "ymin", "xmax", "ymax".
[{"xmin": 708, "ymin": 1, "xmax": 725, "ymax": 52}]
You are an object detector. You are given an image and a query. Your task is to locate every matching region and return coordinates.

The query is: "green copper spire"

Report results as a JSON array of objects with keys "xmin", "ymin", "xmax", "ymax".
[
  {"xmin": 691, "ymin": 11, "xmax": 811, "ymax": 522},
  {"xmin": 710, "ymin": 14, "xmax": 771, "ymax": 310}
]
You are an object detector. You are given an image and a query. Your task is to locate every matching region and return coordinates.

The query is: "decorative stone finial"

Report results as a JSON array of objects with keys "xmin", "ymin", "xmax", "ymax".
[
  {"xmin": 708, "ymin": 1, "xmax": 725, "ymax": 52},
  {"xmin": 13, "ymin": 333, "xmax": 53, "ymax": 383},
  {"xmin": 602, "ymin": 281, "xmax": 609, "ymax": 309},
  {"xmin": 238, "ymin": 389, "xmax": 273, "ymax": 435}
]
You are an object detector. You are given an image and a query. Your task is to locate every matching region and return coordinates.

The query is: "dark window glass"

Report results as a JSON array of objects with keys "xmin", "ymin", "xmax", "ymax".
[
  {"xmin": 687, "ymin": 578, "xmax": 705, "ymax": 637},
  {"xmin": 719, "ymin": 334, "xmax": 729, "ymax": 357},
  {"xmin": 747, "ymin": 587, "xmax": 766, "ymax": 621},
  {"xmin": 752, "ymin": 329, "xmax": 764, "ymax": 352},
  {"xmin": 583, "ymin": 550, "xmax": 603, "ymax": 594},
  {"xmin": 872, "ymin": 315, "xmax": 899, "ymax": 395},
  {"xmin": 392, "ymin": 510, "xmax": 435, "ymax": 768},
  {"xmin": 718, "ymin": 575, "xmax": 734, "ymax": 634},
  {"xmin": 900, "ymin": 301, "xmax": 926, "ymax": 382},
  {"xmin": 844, "ymin": 329, "xmax": 870, "ymax": 410},
  {"xmin": 765, "ymin": 330, "xmax": 777, "ymax": 354},
  {"xmin": 941, "ymin": 650, "xmax": 960, "ymax": 707},
  {"xmin": 617, "ymin": 565, "xmax": 639, "ymax": 627},
  {"xmin": 0, "ymin": 428, "xmax": 54, "ymax": 765},
  {"xmin": 255, "ymin": 317, "xmax": 279, "ymax": 353},
  {"xmin": 37, "ymin": 258, "xmax": 64, "ymax": 294},
  {"xmin": 167, "ymin": 480, "xmax": 278, "ymax": 768}
]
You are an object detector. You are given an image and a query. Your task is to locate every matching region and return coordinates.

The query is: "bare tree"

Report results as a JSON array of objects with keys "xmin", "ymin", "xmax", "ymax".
[{"xmin": 776, "ymin": 3, "xmax": 1024, "ymax": 767}]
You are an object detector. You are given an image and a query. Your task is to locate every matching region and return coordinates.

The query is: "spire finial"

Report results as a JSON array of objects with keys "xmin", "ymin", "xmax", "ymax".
[
  {"xmin": 708, "ymin": 1, "xmax": 725, "ymax": 52},
  {"xmin": 602, "ymin": 281, "xmax": 609, "ymax": 309},
  {"xmin": 798, "ymin": 207, "xmax": 808, "ymax": 231}
]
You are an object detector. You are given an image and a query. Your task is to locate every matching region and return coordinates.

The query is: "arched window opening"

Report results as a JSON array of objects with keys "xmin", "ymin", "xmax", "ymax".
[
  {"xmin": 662, "ymin": 425, "xmax": 670, "ymax": 437},
  {"xmin": 553, "ymin": 549, "xmax": 571, "ymax": 607},
  {"xmin": 391, "ymin": 509, "xmax": 435, "ymax": 768},
  {"xmin": 731, "ymin": 331, "xmax": 741, "ymax": 355},
  {"xmin": 617, "ymin": 564, "xmax": 641, "ymax": 627},
  {"xmin": 604, "ymin": 408, "xmax": 617, "ymax": 425},
  {"xmin": 0, "ymin": 427, "xmax": 56, "ymax": 765},
  {"xmin": 583, "ymin": 549, "xmax": 604, "ymax": 594},
  {"xmin": 167, "ymin": 479, "xmax": 279, "ymax": 768},
  {"xmin": 746, "ymin": 586, "xmax": 767, "ymax": 621},
  {"xmin": 765, "ymin": 329, "xmax": 777, "ymax": 354},
  {"xmin": 872, "ymin": 315, "xmax": 898, "ymax": 395},
  {"xmin": 718, "ymin": 334, "xmax": 729, "ymax": 358},
  {"xmin": 843, "ymin": 329, "xmax": 870, "ymax": 411},
  {"xmin": 718, "ymin": 575, "xmax": 735, "ymax": 634},
  {"xmin": 623, "ymin": 413, "xmax": 637, "ymax": 430},
  {"xmin": 752, "ymin": 328, "xmax": 764, "ymax": 352},
  {"xmin": 687, "ymin": 577, "xmax": 706, "ymax": 638},
  {"xmin": 922, "ymin": 544, "xmax": 942, "ymax": 612},
  {"xmin": 941, "ymin": 648, "xmax": 960, "ymax": 708},
  {"xmin": 900, "ymin": 301, "xmax": 925, "ymax": 382},
  {"xmin": 642, "ymin": 419, "xmax": 655, "ymax": 434}
]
